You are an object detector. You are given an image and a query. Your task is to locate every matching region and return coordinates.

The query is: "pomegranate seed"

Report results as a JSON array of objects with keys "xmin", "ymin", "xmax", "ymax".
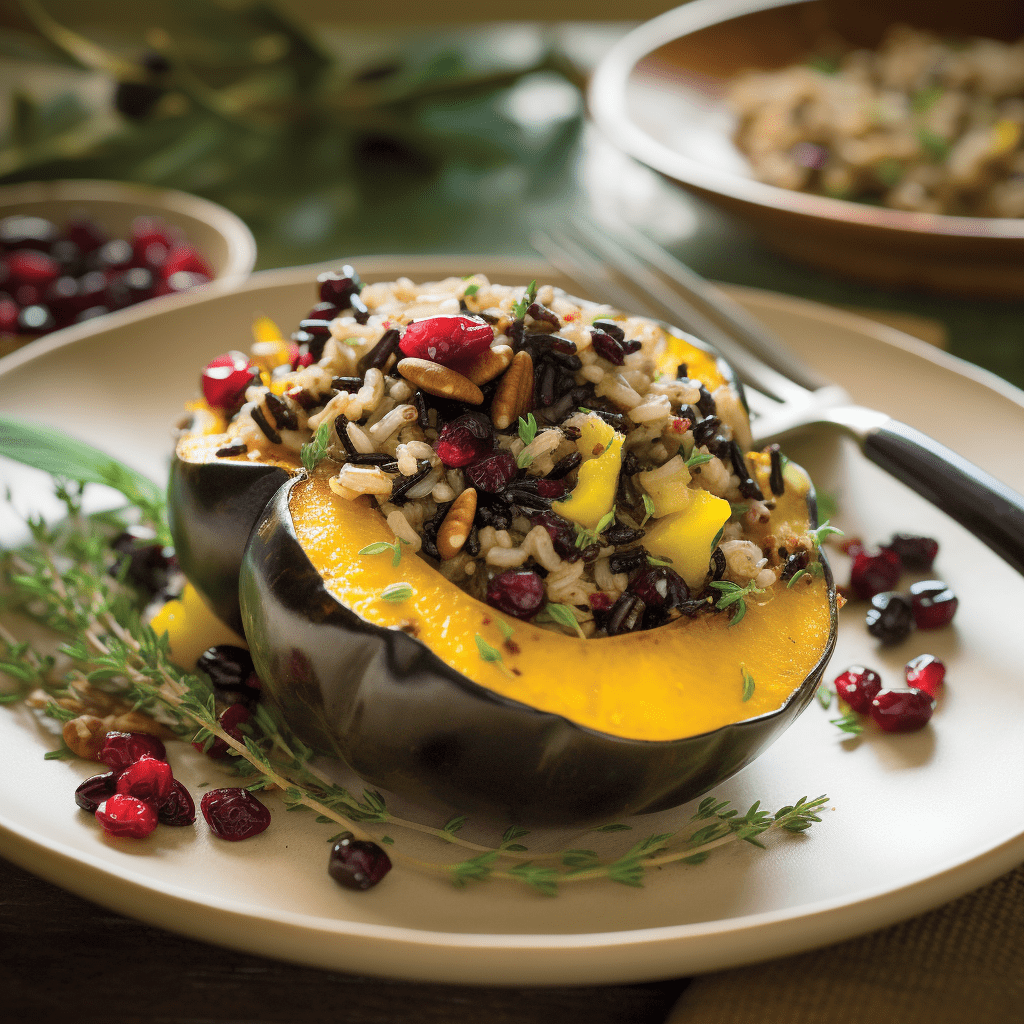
[
  {"xmin": 629, "ymin": 565, "xmax": 689, "ymax": 609},
  {"xmin": 116, "ymin": 755, "xmax": 173, "ymax": 803},
  {"xmin": 96, "ymin": 794, "xmax": 159, "ymax": 838},
  {"xmin": 317, "ymin": 266, "xmax": 362, "ymax": 306},
  {"xmin": 194, "ymin": 703, "xmax": 251, "ymax": 759},
  {"xmin": 64, "ymin": 217, "xmax": 107, "ymax": 253},
  {"xmin": 434, "ymin": 412, "xmax": 494, "ymax": 467},
  {"xmin": 201, "ymin": 351, "xmax": 257, "ymax": 410},
  {"xmin": 162, "ymin": 244, "xmax": 212, "ymax": 278},
  {"xmin": 886, "ymin": 533, "xmax": 939, "ymax": 570},
  {"xmin": 905, "ymin": 654, "xmax": 946, "ymax": 696},
  {"xmin": 45, "ymin": 275, "xmax": 80, "ymax": 323},
  {"xmin": 909, "ymin": 579, "xmax": 958, "ymax": 629},
  {"xmin": 158, "ymin": 780, "xmax": 196, "ymax": 826},
  {"xmin": 75, "ymin": 772, "xmax": 119, "ymax": 813},
  {"xmin": 486, "ymin": 569, "xmax": 545, "ymax": 619},
  {"xmin": 201, "ymin": 788, "xmax": 271, "ymax": 841},
  {"xmin": 850, "ymin": 547, "xmax": 902, "ymax": 599},
  {"xmin": 869, "ymin": 688, "xmax": 935, "ymax": 733},
  {"xmin": 328, "ymin": 832, "xmax": 392, "ymax": 890},
  {"xmin": 865, "ymin": 592, "xmax": 914, "ymax": 644},
  {"xmin": 399, "ymin": 314, "xmax": 494, "ymax": 364},
  {"xmin": 6, "ymin": 250, "xmax": 61, "ymax": 287},
  {"xmin": 833, "ymin": 665, "xmax": 883, "ymax": 713},
  {"xmin": 465, "ymin": 451, "xmax": 518, "ymax": 493},
  {"xmin": 99, "ymin": 731, "xmax": 167, "ymax": 773},
  {"xmin": 14, "ymin": 283, "xmax": 42, "ymax": 307}
]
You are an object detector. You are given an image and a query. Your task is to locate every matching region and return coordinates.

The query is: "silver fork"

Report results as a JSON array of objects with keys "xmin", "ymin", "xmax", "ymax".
[{"xmin": 532, "ymin": 219, "xmax": 1024, "ymax": 576}]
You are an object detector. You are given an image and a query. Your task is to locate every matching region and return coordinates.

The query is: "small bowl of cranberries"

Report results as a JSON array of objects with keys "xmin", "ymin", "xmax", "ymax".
[{"xmin": 0, "ymin": 179, "xmax": 256, "ymax": 351}]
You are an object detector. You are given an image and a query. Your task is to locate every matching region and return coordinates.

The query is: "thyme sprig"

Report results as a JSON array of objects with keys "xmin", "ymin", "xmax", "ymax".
[{"xmin": 709, "ymin": 579, "xmax": 765, "ymax": 626}]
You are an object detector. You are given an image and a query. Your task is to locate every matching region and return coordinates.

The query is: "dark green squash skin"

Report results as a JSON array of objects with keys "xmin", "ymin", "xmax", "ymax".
[
  {"xmin": 239, "ymin": 477, "xmax": 837, "ymax": 826},
  {"xmin": 167, "ymin": 452, "xmax": 292, "ymax": 634}
]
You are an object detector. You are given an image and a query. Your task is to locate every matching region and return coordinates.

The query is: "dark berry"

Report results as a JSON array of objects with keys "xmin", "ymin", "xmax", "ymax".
[
  {"xmin": 96, "ymin": 794, "xmax": 159, "ymax": 838},
  {"xmin": 44, "ymin": 275, "xmax": 81, "ymax": 323},
  {"xmin": 201, "ymin": 788, "xmax": 271, "ymax": 841},
  {"xmin": 112, "ymin": 526, "xmax": 175, "ymax": 595},
  {"xmin": 64, "ymin": 217, "xmax": 107, "ymax": 254},
  {"xmin": 121, "ymin": 266, "xmax": 156, "ymax": 302},
  {"xmin": 399, "ymin": 314, "xmax": 494, "ymax": 364},
  {"xmin": 196, "ymin": 645, "xmax": 260, "ymax": 704},
  {"xmin": 850, "ymin": 547, "xmax": 902, "ymax": 600},
  {"xmin": 629, "ymin": 565, "xmax": 688, "ymax": 609},
  {"xmin": 130, "ymin": 216, "xmax": 176, "ymax": 251},
  {"xmin": 201, "ymin": 351, "xmax": 257, "ymax": 410},
  {"xmin": 465, "ymin": 451, "xmax": 518, "ymax": 493},
  {"xmin": 158, "ymin": 780, "xmax": 196, "ymax": 826},
  {"xmin": 307, "ymin": 300, "xmax": 341, "ymax": 321},
  {"xmin": 317, "ymin": 266, "xmax": 362, "ymax": 306},
  {"xmin": 905, "ymin": 654, "xmax": 946, "ymax": 697},
  {"xmin": 162, "ymin": 270, "xmax": 211, "ymax": 294},
  {"xmin": 6, "ymin": 250, "xmax": 61, "ymax": 286},
  {"xmin": 0, "ymin": 215, "xmax": 57, "ymax": 251},
  {"xmin": 74, "ymin": 270, "xmax": 108, "ymax": 309},
  {"xmin": 909, "ymin": 580, "xmax": 958, "ymax": 629},
  {"xmin": 865, "ymin": 592, "xmax": 914, "ymax": 644},
  {"xmin": 590, "ymin": 329, "xmax": 626, "ymax": 365},
  {"xmin": 434, "ymin": 413, "xmax": 494, "ymax": 467},
  {"xmin": 75, "ymin": 772, "xmax": 119, "ymax": 813},
  {"xmin": 328, "ymin": 832, "xmax": 392, "ymax": 890},
  {"xmin": 534, "ymin": 478, "xmax": 567, "ymax": 499},
  {"xmin": 116, "ymin": 755, "xmax": 173, "ymax": 803},
  {"xmin": 98, "ymin": 731, "xmax": 167, "ymax": 773},
  {"xmin": 869, "ymin": 688, "xmax": 935, "ymax": 733},
  {"xmin": 194, "ymin": 703, "xmax": 252, "ymax": 760},
  {"xmin": 833, "ymin": 665, "xmax": 883, "ymax": 713},
  {"xmin": 530, "ymin": 511, "xmax": 580, "ymax": 561},
  {"xmin": 886, "ymin": 533, "xmax": 939, "ymax": 570},
  {"xmin": 486, "ymin": 569, "xmax": 545, "ymax": 619}
]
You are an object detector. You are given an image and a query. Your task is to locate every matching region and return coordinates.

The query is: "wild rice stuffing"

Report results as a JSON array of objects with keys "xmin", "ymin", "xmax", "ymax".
[{"xmin": 193, "ymin": 267, "xmax": 821, "ymax": 638}]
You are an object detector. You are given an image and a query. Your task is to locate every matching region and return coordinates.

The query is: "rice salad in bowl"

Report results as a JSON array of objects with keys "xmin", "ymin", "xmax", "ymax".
[{"xmin": 177, "ymin": 269, "xmax": 824, "ymax": 639}]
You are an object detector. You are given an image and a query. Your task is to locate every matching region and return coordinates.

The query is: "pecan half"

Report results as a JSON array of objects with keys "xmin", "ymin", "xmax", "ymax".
[
  {"xmin": 491, "ymin": 350, "xmax": 534, "ymax": 431},
  {"xmin": 397, "ymin": 358, "xmax": 483, "ymax": 405}
]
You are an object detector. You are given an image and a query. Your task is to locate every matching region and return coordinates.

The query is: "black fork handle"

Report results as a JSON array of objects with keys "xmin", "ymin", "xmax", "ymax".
[{"xmin": 863, "ymin": 419, "xmax": 1024, "ymax": 576}]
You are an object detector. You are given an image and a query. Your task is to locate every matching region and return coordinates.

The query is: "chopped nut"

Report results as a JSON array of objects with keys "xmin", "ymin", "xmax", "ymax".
[
  {"xmin": 62, "ymin": 715, "xmax": 108, "ymax": 761},
  {"xmin": 491, "ymin": 350, "xmax": 534, "ymax": 430}
]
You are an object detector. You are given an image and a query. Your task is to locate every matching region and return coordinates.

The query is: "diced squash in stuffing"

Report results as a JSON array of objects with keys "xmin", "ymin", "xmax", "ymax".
[{"xmin": 643, "ymin": 490, "xmax": 732, "ymax": 588}]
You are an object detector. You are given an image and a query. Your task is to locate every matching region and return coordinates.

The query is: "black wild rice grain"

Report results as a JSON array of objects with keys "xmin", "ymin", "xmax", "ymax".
[
  {"xmin": 350, "ymin": 293, "xmax": 370, "ymax": 324},
  {"xmin": 676, "ymin": 362, "xmax": 688, "ymax": 379},
  {"xmin": 264, "ymin": 392, "xmax": 298, "ymax": 431},
  {"xmin": 292, "ymin": 329, "xmax": 323, "ymax": 360},
  {"xmin": 725, "ymin": 440, "xmax": 764, "ymax": 501},
  {"xmin": 346, "ymin": 452, "xmax": 400, "ymax": 467},
  {"xmin": 335, "ymin": 417, "xmax": 359, "ymax": 456},
  {"xmin": 465, "ymin": 524, "xmax": 481, "ymax": 557},
  {"xmin": 589, "ymin": 408, "xmax": 631, "ymax": 434},
  {"xmin": 710, "ymin": 547, "xmax": 727, "ymax": 582},
  {"xmin": 692, "ymin": 415, "xmax": 721, "ymax": 447},
  {"xmin": 547, "ymin": 451, "xmax": 582, "ymax": 479},
  {"xmin": 360, "ymin": 327, "xmax": 401, "ymax": 372},
  {"xmin": 609, "ymin": 547, "xmax": 649, "ymax": 575},
  {"xmin": 298, "ymin": 319, "xmax": 332, "ymax": 340},
  {"xmin": 538, "ymin": 363, "xmax": 557, "ymax": 407},
  {"xmin": 696, "ymin": 385, "xmax": 717, "ymax": 417},
  {"xmin": 389, "ymin": 460, "xmax": 433, "ymax": 505},
  {"xmin": 290, "ymin": 388, "xmax": 324, "ymax": 410},
  {"xmin": 527, "ymin": 302, "xmax": 560, "ymax": 329},
  {"xmin": 768, "ymin": 445, "xmax": 786, "ymax": 496},
  {"xmin": 332, "ymin": 376, "xmax": 364, "ymax": 393},
  {"xmin": 592, "ymin": 319, "xmax": 625, "ymax": 342},
  {"xmin": 215, "ymin": 443, "xmax": 247, "ymax": 457},
  {"xmin": 477, "ymin": 311, "xmax": 500, "ymax": 324},
  {"xmin": 604, "ymin": 524, "xmax": 646, "ymax": 546},
  {"xmin": 251, "ymin": 405, "xmax": 282, "ymax": 445},
  {"xmin": 781, "ymin": 550, "xmax": 809, "ymax": 580},
  {"xmin": 412, "ymin": 390, "xmax": 430, "ymax": 430},
  {"xmin": 606, "ymin": 592, "xmax": 644, "ymax": 635}
]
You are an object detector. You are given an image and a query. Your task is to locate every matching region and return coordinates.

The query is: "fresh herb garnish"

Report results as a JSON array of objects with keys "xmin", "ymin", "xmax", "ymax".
[
  {"xmin": 646, "ymin": 555, "xmax": 673, "ymax": 567},
  {"xmin": 497, "ymin": 619, "xmax": 515, "ymax": 641},
  {"xmin": 474, "ymin": 633, "xmax": 511, "ymax": 676},
  {"xmin": 641, "ymin": 493, "xmax": 656, "ymax": 527},
  {"xmin": 741, "ymin": 666, "xmax": 756, "ymax": 702},
  {"xmin": 358, "ymin": 536, "xmax": 409, "ymax": 567},
  {"xmin": 787, "ymin": 561, "xmax": 825, "ymax": 587},
  {"xmin": 463, "ymin": 283, "xmax": 479, "ymax": 297},
  {"xmin": 574, "ymin": 508, "xmax": 615, "ymax": 549},
  {"xmin": 542, "ymin": 602, "xmax": 586, "ymax": 639},
  {"xmin": 380, "ymin": 582, "xmax": 413, "ymax": 603},
  {"xmin": 301, "ymin": 418, "xmax": 333, "ymax": 474},
  {"xmin": 816, "ymin": 684, "xmax": 834, "ymax": 710},
  {"xmin": 517, "ymin": 412, "xmax": 538, "ymax": 447},
  {"xmin": 831, "ymin": 711, "xmax": 864, "ymax": 735},
  {"xmin": 729, "ymin": 502, "xmax": 750, "ymax": 519},
  {"xmin": 709, "ymin": 579, "xmax": 764, "ymax": 626},
  {"xmin": 917, "ymin": 127, "xmax": 951, "ymax": 162},
  {"xmin": 686, "ymin": 450, "xmax": 713, "ymax": 470},
  {"xmin": 511, "ymin": 280, "xmax": 538, "ymax": 320},
  {"xmin": 809, "ymin": 520, "xmax": 843, "ymax": 547}
]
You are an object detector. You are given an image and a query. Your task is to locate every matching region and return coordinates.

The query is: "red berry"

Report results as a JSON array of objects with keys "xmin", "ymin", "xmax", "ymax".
[
  {"xmin": 162, "ymin": 244, "xmax": 212, "ymax": 279},
  {"xmin": 905, "ymin": 654, "xmax": 946, "ymax": 696},
  {"xmin": 317, "ymin": 267, "xmax": 362, "ymax": 306},
  {"xmin": 629, "ymin": 565, "xmax": 689, "ymax": 609},
  {"xmin": 201, "ymin": 788, "xmax": 271, "ymax": 841},
  {"xmin": 434, "ymin": 412, "xmax": 494, "ymax": 467},
  {"xmin": 534, "ymin": 478, "xmax": 567, "ymax": 499},
  {"xmin": 75, "ymin": 772, "xmax": 119, "ymax": 813},
  {"xmin": 850, "ymin": 547, "xmax": 902, "ymax": 600},
  {"xmin": 530, "ymin": 511, "xmax": 580, "ymax": 561},
  {"xmin": 589, "ymin": 592, "xmax": 614, "ymax": 612},
  {"xmin": 398, "ymin": 314, "xmax": 494, "ymax": 364},
  {"xmin": 158, "ymin": 780, "xmax": 196, "ymax": 826},
  {"xmin": 194, "ymin": 703, "xmax": 251, "ymax": 759},
  {"xmin": 131, "ymin": 216, "xmax": 177, "ymax": 250},
  {"xmin": 886, "ymin": 534, "xmax": 939, "ymax": 571},
  {"xmin": 64, "ymin": 217, "xmax": 107, "ymax": 254},
  {"xmin": 328, "ymin": 832, "xmax": 392, "ymax": 890},
  {"xmin": 833, "ymin": 665, "xmax": 883, "ymax": 713},
  {"xmin": 5, "ymin": 250, "xmax": 61, "ymax": 286},
  {"xmin": 116, "ymin": 755, "xmax": 173, "ymax": 803},
  {"xmin": 96, "ymin": 794, "xmax": 159, "ymax": 838},
  {"xmin": 465, "ymin": 451, "xmax": 518, "ymax": 493},
  {"xmin": 839, "ymin": 536, "xmax": 864, "ymax": 556},
  {"xmin": 486, "ymin": 569, "xmax": 545, "ymax": 619},
  {"xmin": 201, "ymin": 351, "xmax": 256, "ymax": 410},
  {"xmin": 98, "ymin": 731, "xmax": 167, "ymax": 772},
  {"xmin": 909, "ymin": 579, "xmax": 958, "ymax": 629},
  {"xmin": 869, "ymin": 688, "xmax": 935, "ymax": 733},
  {"xmin": 0, "ymin": 296, "xmax": 18, "ymax": 333}
]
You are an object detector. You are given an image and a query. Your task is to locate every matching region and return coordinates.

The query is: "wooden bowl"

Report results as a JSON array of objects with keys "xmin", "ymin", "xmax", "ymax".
[{"xmin": 589, "ymin": 0, "xmax": 1024, "ymax": 298}]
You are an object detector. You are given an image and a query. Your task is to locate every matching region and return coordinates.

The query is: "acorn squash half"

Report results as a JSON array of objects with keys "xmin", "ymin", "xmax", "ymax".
[{"xmin": 238, "ymin": 471, "xmax": 837, "ymax": 825}]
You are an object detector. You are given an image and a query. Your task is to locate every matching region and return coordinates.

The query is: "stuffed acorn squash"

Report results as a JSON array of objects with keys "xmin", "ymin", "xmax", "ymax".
[{"xmin": 170, "ymin": 270, "xmax": 837, "ymax": 824}]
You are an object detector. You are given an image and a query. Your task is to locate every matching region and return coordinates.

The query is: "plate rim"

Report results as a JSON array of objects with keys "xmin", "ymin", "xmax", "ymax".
[{"xmin": 2, "ymin": 254, "xmax": 1023, "ymax": 984}]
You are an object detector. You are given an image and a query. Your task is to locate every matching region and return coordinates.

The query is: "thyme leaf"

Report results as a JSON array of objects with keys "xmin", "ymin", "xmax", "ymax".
[
  {"xmin": 542, "ymin": 602, "xmax": 585, "ymax": 639},
  {"xmin": 379, "ymin": 582, "xmax": 413, "ymax": 603},
  {"xmin": 709, "ymin": 579, "xmax": 764, "ymax": 625},
  {"xmin": 741, "ymin": 667, "xmax": 756, "ymax": 702},
  {"xmin": 300, "ymin": 419, "xmax": 333, "ymax": 475},
  {"xmin": 511, "ymin": 280, "xmax": 538, "ymax": 320},
  {"xmin": 641, "ymin": 493, "xmax": 656, "ymax": 526}
]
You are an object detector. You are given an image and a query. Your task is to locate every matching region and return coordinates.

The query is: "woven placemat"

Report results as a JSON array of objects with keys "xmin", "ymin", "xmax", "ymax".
[{"xmin": 668, "ymin": 863, "xmax": 1024, "ymax": 1023}]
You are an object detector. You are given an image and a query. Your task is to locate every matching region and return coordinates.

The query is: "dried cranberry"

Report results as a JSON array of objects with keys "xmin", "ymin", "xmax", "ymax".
[
  {"xmin": 328, "ymin": 832, "xmax": 392, "ymax": 890},
  {"xmin": 201, "ymin": 788, "xmax": 271, "ymax": 841},
  {"xmin": 307, "ymin": 300, "xmax": 341, "ymax": 321},
  {"xmin": 158, "ymin": 780, "xmax": 196, "ymax": 826},
  {"xmin": 317, "ymin": 266, "xmax": 362, "ymax": 306},
  {"xmin": 116, "ymin": 755, "xmax": 173, "ymax": 803},
  {"xmin": 629, "ymin": 565, "xmax": 688, "ymax": 609},
  {"xmin": 99, "ymin": 731, "xmax": 167, "ymax": 772},
  {"xmin": 75, "ymin": 772, "xmax": 119, "ymax": 813},
  {"xmin": 96, "ymin": 794, "xmax": 159, "ymax": 838},
  {"xmin": 197, "ymin": 645, "xmax": 261, "ymax": 704},
  {"xmin": 886, "ymin": 534, "xmax": 939, "ymax": 571},
  {"xmin": 869, "ymin": 688, "xmax": 935, "ymax": 733},
  {"xmin": 131, "ymin": 216, "xmax": 176, "ymax": 251},
  {"xmin": 0, "ymin": 296, "xmax": 18, "ymax": 333},
  {"xmin": 194, "ymin": 703, "xmax": 251, "ymax": 759},
  {"xmin": 466, "ymin": 451, "xmax": 518, "ymax": 493},
  {"xmin": 865, "ymin": 592, "xmax": 914, "ymax": 645},
  {"xmin": 850, "ymin": 547, "xmax": 902, "ymax": 600},
  {"xmin": 530, "ymin": 511, "xmax": 579, "ymax": 561},
  {"xmin": 162, "ymin": 244, "xmax": 212, "ymax": 279},
  {"xmin": 399, "ymin": 314, "xmax": 494, "ymax": 364},
  {"xmin": 590, "ymin": 329, "xmax": 626, "ymax": 365},
  {"xmin": 833, "ymin": 665, "xmax": 883, "ymax": 713},
  {"xmin": 201, "ymin": 351, "xmax": 256, "ymax": 410},
  {"xmin": 905, "ymin": 654, "xmax": 946, "ymax": 696},
  {"xmin": 534, "ymin": 478, "xmax": 567, "ymax": 499},
  {"xmin": 486, "ymin": 569, "xmax": 545, "ymax": 619},
  {"xmin": 6, "ymin": 250, "xmax": 60, "ymax": 287},
  {"xmin": 909, "ymin": 580, "xmax": 958, "ymax": 629},
  {"xmin": 589, "ymin": 592, "xmax": 614, "ymax": 612},
  {"xmin": 434, "ymin": 413, "xmax": 494, "ymax": 467}
]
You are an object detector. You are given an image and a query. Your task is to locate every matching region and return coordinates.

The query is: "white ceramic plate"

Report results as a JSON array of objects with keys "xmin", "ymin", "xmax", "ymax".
[{"xmin": 1, "ymin": 257, "xmax": 1023, "ymax": 986}]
